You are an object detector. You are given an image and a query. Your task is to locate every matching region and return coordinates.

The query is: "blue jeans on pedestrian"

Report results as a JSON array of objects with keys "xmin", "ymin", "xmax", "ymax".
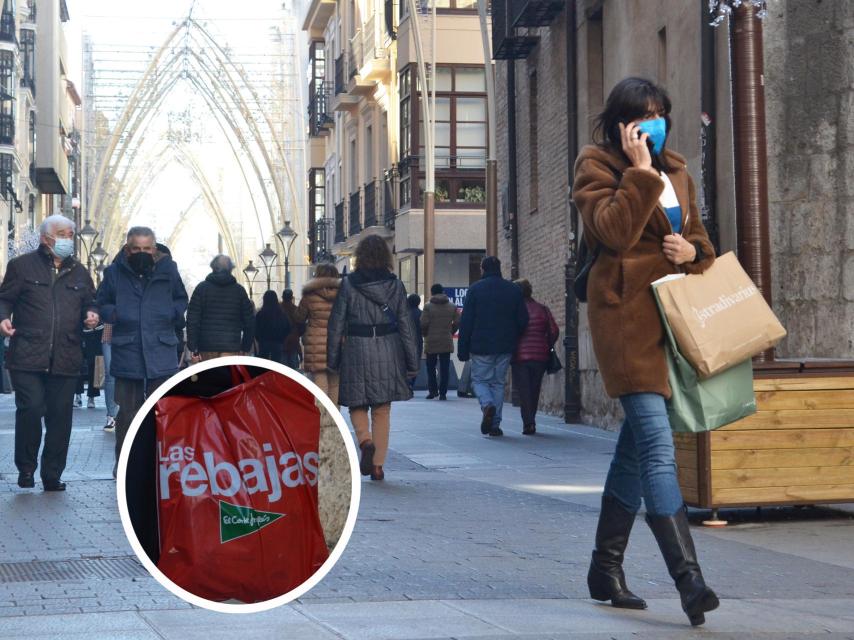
[
  {"xmin": 101, "ymin": 343, "xmax": 119, "ymax": 418},
  {"xmin": 470, "ymin": 353, "xmax": 512, "ymax": 426},
  {"xmin": 603, "ymin": 392, "xmax": 684, "ymax": 517}
]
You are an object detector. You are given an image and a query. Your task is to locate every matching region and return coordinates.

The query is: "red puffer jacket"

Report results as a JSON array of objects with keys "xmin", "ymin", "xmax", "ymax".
[{"xmin": 513, "ymin": 298, "xmax": 559, "ymax": 363}]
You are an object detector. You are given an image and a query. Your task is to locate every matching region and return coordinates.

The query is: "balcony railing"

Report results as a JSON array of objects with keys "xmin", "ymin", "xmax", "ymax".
[
  {"xmin": 491, "ymin": 0, "xmax": 537, "ymax": 60},
  {"xmin": 20, "ymin": 73, "xmax": 35, "ymax": 95},
  {"xmin": 512, "ymin": 0, "xmax": 563, "ymax": 28},
  {"xmin": 349, "ymin": 189, "xmax": 362, "ymax": 236},
  {"xmin": 362, "ymin": 14, "xmax": 387, "ymax": 67},
  {"xmin": 349, "ymin": 31, "xmax": 362, "ymax": 78},
  {"xmin": 383, "ymin": 177, "xmax": 396, "ymax": 228},
  {"xmin": 334, "ymin": 201, "xmax": 345, "ymax": 243},
  {"xmin": 0, "ymin": 114, "xmax": 14, "ymax": 145},
  {"xmin": 364, "ymin": 180, "xmax": 378, "ymax": 228},
  {"xmin": 25, "ymin": 2, "xmax": 36, "ymax": 23},
  {"xmin": 308, "ymin": 82, "xmax": 333, "ymax": 136},
  {"xmin": 0, "ymin": 12, "xmax": 15, "ymax": 44},
  {"xmin": 334, "ymin": 53, "xmax": 346, "ymax": 95}
]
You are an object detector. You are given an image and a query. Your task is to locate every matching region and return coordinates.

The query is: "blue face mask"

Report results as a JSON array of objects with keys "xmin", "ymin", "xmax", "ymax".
[
  {"xmin": 51, "ymin": 237, "xmax": 74, "ymax": 259},
  {"xmin": 637, "ymin": 117, "xmax": 667, "ymax": 155}
]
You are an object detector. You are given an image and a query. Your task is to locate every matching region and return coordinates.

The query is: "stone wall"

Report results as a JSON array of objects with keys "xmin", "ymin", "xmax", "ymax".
[
  {"xmin": 495, "ymin": 0, "xmax": 854, "ymax": 429},
  {"xmin": 763, "ymin": 0, "xmax": 854, "ymax": 358}
]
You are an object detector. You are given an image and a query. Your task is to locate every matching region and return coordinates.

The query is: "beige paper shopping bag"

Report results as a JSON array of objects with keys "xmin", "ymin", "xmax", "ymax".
[{"xmin": 653, "ymin": 252, "xmax": 786, "ymax": 378}]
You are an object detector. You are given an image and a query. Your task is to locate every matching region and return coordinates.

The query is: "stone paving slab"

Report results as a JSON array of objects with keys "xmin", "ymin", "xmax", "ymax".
[{"xmin": 1, "ymin": 392, "xmax": 854, "ymax": 639}]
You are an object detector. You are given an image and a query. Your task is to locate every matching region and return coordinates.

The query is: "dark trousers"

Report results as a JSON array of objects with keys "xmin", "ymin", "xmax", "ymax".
[
  {"xmin": 426, "ymin": 352, "xmax": 451, "ymax": 396},
  {"xmin": 512, "ymin": 361, "xmax": 547, "ymax": 427},
  {"xmin": 10, "ymin": 370, "xmax": 77, "ymax": 481},
  {"xmin": 114, "ymin": 376, "xmax": 169, "ymax": 475},
  {"xmin": 258, "ymin": 342, "xmax": 285, "ymax": 365}
]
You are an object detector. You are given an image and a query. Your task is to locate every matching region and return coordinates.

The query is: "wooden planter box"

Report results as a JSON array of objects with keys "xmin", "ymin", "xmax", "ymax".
[{"xmin": 675, "ymin": 360, "xmax": 854, "ymax": 509}]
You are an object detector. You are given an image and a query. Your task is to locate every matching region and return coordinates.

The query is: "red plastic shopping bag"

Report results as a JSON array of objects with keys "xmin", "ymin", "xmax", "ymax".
[{"xmin": 155, "ymin": 365, "xmax": 329, "ymax": 602}]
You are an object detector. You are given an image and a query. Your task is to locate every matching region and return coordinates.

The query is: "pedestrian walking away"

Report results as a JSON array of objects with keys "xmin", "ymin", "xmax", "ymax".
[
  {"xmin": 281, "ymin": 289, "xmax": 304, "ymax": 369},
  {"xmin": 255, "ymin": 290, "xmax": 291, "ymax": 364},
  {"xmin": 457, "ymin": 256, "xmax": 528, "ymax": 437},
  {"xmin": 573, "ymin": 77, "xmax": 719, "ymax": 626},
  {"xmin": 421, "ymin": 283, "xmax": 458, "ymax": 400},
  {"xmin": 511, "ymin": 279, "xmax": 558, "ymax": 435},
  {"xmin": 97, "ymin": 226, "xmax": 188, "ymax": 479},
  {"xmin": 186, "ymin": 254, "xmax": 255, "ymax": 363},
  {"xmin": 0, "ymin": 215, "xmax": 100, "ymax": 491},
  {"xmin": 407, "ymin": 293, "xmax": 423, "ymax": 391},
  {"xmin": 294, "ymin": 263, "xmax": 342, "ymax": 404},
  {"xmin": 101, "ymin": 322, "xmax": 119, "ymax": 432},
  {"xmin": 327, "ymin": 234, "xmax": 419, "ymax": 481}
]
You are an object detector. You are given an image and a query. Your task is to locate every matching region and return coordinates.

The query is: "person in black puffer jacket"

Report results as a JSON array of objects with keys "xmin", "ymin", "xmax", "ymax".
[{"xmin": 186, "ymin": 255, "xmax": 255, "ymax": 362}]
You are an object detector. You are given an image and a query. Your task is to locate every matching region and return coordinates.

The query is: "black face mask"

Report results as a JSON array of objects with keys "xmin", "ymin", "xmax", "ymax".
[{"xmin": 128, "ymin": 252, "xmax": 155, "ymax": 275}]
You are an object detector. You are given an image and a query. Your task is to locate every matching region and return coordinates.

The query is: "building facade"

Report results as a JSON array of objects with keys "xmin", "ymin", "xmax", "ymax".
[
  {"xmin": 492, "ymin": 0, "xmax": 854, "ymax": 426},
  {"xmin": 303, "ymin": 0, "xmax": 488, "ymax": 297},
  {"xmin": 2, "ymin": 0, "xmax": 81, "ymax": 273}
]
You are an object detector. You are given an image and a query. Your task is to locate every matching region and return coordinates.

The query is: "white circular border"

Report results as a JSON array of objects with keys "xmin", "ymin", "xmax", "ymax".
[{"xmin": 116, "ymin": 355, "xmax": 362, "ymax": 614}]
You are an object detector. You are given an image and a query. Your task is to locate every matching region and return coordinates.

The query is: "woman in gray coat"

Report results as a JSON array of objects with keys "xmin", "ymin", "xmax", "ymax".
[{"xmin": 327, "ymin": 235, "xmax": 419, "ymax": 481}]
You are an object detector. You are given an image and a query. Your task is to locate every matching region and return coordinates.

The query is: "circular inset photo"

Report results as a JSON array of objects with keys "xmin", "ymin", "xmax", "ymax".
[{"xmin": 116, "ymin": 356, "xmax": 359, "ymax": 612}]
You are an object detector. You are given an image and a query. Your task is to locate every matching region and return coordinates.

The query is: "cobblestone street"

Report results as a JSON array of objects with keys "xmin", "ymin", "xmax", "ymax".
[{"xmin": 1, "ymin": 391, "xmax": 854, "ymax": 638}]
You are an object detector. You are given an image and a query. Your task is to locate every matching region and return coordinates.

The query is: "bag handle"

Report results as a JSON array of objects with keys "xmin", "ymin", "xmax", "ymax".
[{"xmin": 230, "ymin": 365, "xmax": 253, "ymax": 385}]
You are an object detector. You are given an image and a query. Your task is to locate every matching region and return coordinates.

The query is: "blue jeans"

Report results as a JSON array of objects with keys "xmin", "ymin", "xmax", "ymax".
[
  {"xmin": 101, "ymin": 343, "xmax": 119, "ymax": 418},
  {"xmin": 603, "ymin": 393, "xmax": 684, "ymax": 516},
  {"xmin": 470, "ymin": 353, "xmax": 512, "ymax": 426}
]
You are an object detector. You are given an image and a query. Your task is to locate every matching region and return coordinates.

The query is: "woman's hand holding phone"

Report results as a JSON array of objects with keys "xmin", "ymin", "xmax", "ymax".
[{"xmin": 619, "ymin": 122, "xmax": 657, "ymax": 177}]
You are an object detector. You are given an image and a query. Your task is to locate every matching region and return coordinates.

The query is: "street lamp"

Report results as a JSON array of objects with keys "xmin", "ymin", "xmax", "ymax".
[
  {"xmin": 274, "ymin": 219, "xmax": 298, "ymax": 290},
  {"xmin": 242, "ymin": 260, "xmax": 259, "ymax": 299},
  {"xmin": 77, "ymin": 219, "xmax": 99, "ymax": 273},
  {"xmin": 258, "ymin": 244, "xmax": 278, "ymax": 291},
  {"xmin": 90, "ymin": 243, "xmax": 108, "ymax": 285}
]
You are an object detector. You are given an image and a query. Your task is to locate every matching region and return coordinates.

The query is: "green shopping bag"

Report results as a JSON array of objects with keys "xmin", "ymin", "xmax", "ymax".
[{"xmin": 652, "ymin": 280, "xmax": 757, "ymax": 433}]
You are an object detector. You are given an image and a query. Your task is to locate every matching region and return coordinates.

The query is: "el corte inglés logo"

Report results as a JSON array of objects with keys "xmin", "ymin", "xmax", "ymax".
[{"xmin": 219, "ymin": 500, "xmax": 285, "ymax": 543}]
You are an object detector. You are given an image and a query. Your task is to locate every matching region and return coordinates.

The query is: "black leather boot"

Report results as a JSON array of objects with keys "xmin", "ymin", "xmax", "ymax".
[
  {"xmin": 645, "ymin": 508, "xmax": 719, "ymax": 626},
  {"xmin": 587, "ymin": 495, "xmax": 647, "ymax": 609}
]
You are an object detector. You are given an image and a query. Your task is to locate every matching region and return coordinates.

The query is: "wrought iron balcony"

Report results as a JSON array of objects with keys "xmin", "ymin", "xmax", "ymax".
[
  {"xmin": 0, "ymin": 12, "xmax": 16, "ymax": 44},
  {"xmin": 512, "ymin": 0, "xmax": 564, "ymax": 28},
  {"xmin": 383, "ymin": 177, "xmax": 396, "ymax": 228},
  {"xmin": 334, "ymin": 53, "xmax": 347, "ymax": 95},
  {"xmin": 349, "ymin": 189, "xmax": 362, "ymax": 236},
  {"xmin": 0, "ymin": 114, "xmax": 14, "ymax": 146},
  {"xmin": 334, "ymin": 201, "xmax": 345, "ymax": 243},
  {"xmin": 308, "ymin": 82, "xmax": 333, "ymax": 136},
  {"xmin": 363, "ymin": 180, "xmax": 378, "ymax": 228},
  {"xmin": 491, "ymin": 0, "xmax": 537, "ymax": 60}
]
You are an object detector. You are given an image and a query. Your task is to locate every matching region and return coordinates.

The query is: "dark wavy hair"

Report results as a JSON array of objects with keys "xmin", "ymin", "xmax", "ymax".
[
  {"xmin": 354, "ymin": 234, "xmax": 393, "ymax": 271},
  {"xmin": 593, "ymin": 77, "xmax": 676, "ymax": 173}
]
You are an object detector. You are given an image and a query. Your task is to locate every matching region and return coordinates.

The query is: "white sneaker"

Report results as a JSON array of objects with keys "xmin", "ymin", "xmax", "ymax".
[
  {"xmin": 74, "ymin": 394, "xmax": 83, "ymax": 408},
  {"xmin": 103, "ymin": 416, "xmax": 116, "ymax": 433},
  {"xmin": 87, "ymin": 397, "xmax": 96, "ymax": 409}
]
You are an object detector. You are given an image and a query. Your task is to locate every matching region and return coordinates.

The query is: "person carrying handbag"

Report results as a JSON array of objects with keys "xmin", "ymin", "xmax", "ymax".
[
  {"xmin": 326, "ymin": 235, "xmax": 419, "ymax": 481},
  {"xmin": 510, "ymin": 279, "xmax": 559, "ymax": 435},
  {"xmin": 573, "ymin": 77, "xmax": 718, "ymax": 627}
]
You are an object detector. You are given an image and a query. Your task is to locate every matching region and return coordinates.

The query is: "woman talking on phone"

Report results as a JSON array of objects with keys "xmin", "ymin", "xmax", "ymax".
[{"xmin": 572, "ymin": 77, "xmax": 718, "ymax": 626}]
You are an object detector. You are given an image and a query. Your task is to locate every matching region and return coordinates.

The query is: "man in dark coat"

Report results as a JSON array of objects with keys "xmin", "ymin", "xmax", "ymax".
[
  {"xmin": 0, "ymin": 215, "xmax": 100, "ymax": 490},
  {"xmin": 457, "ymin": 256, "xmax": 528, "ymax": 437},
  {"xmin": 186, "ymin": 254, "xmax": 254, "ymax": 362},
  {"xmin": 97, "ymin": 226, "xmax": 188, "ymax": 477}
]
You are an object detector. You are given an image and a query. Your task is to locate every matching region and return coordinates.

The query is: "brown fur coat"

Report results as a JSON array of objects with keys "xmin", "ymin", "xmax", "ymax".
[{"xmin": 573, "ymin": 144, "xmax": 716, "ymax": 399}]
